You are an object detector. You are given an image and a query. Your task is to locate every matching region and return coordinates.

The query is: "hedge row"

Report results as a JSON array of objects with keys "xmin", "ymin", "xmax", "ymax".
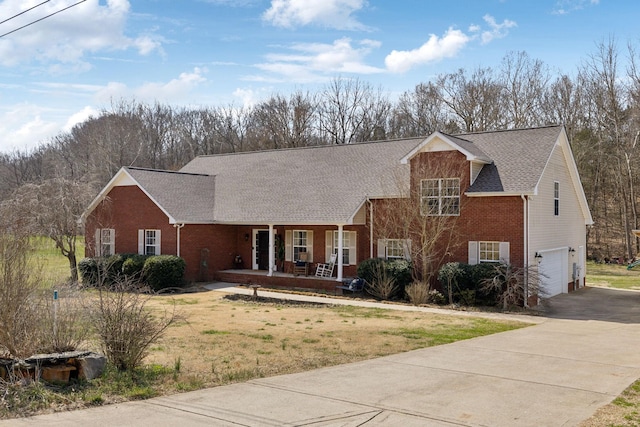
[{"xmin": 78, "ymin": 253, "xmax": 186, "ymax": 291}]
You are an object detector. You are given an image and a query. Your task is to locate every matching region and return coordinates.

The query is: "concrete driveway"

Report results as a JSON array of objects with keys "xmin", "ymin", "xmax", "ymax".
[{"xmin": 3, "ymin": 286, "xmax": 640, "ymax": 426}]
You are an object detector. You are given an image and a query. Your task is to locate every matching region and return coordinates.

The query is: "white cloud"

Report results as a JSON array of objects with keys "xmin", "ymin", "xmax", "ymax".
[
  {"xmin": 0, "ymin": 0, "xmax": 163, "ymax": 68},
  {"xmin": 64, "ymin": 106, "xmax": 100, "ymax": 132},
  {"xmin": 477, "ymin": 15, "xmax": 517, "ymax": 44},
  {"xmin": 552, "ymin": 0, "xmax": 599, "ymax": 15},
  {"xmin": 95, "ymin": 68, "xmax": 208, "ymax": 104},
  {"xmin": 252, "ymin": 37, "xmax": 383, "ymax": 82},
  {"xmin": 262, "ymin": 0, "xmax": 369, "ymax": 30},
  {"xmin": 0, "ymin": 104, "xmax": 60, "ymax": 151},
  {"xmin": 233, "ymin": 88, "xmax": 262, "ymax": 107},
  {"xmin": 385, "ymin": 28, "xmax": 470, "ymax": 74}
]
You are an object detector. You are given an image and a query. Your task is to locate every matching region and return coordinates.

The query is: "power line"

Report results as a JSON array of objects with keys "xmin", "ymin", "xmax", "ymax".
[
  {"xmin": 0, "ymin": 0, "xmax": 87, "ymax": 39},
  {"xmin": 0, "ymin": 0, "xmax": 51, "ymax": 26}
]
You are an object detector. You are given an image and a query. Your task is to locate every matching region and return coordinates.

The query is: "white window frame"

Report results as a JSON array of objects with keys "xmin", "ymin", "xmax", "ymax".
[
  {"xmin": 330, "ymin": 230, "xmax": 357, "ymax": 265},
  {"xmin": 479, "ymin": 241, "xmax": 500, "ymax": 263},
  {"xmin": 95, "ymin": 228, "xmax": 115, "ymax": 257},
  {"xmin": 420, "ymin": 178, "xmax": 460, "ymax": 216},
  {"xmin": 292, "ymin": 230, "xmax": 309, "ymax": 262},
  {"xmin": 377, "ymin": 238, "xmax": 411, "ymax": 260},
  {"xmin": 554, "ymin": 181, "xmax": 560, "ymax": 216},
  {"xmin": 469, "ymin": 241, "xmax": 509, "ymax": 265},
  {"xmin": 138, "ymin": 229, "xmax": 161, "ymax": 256}
]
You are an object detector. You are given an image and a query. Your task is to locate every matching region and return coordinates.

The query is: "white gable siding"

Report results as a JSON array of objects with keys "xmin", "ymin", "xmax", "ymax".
[
  {"xmin": 351, "ymin": 204, "xmax": 367, "ymax": 224},
  {"xmin": 470, "ymin": 162, "xmax": 483, "ymax": 185},
  {"xmin": 529, "ymin": 141, "xmax": 587, "ymax": 290}
]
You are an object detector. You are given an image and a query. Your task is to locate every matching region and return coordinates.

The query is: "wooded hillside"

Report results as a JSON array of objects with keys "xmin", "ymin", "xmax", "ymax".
[{"xmin": 2, "ymin": 42, "xmax": 638, "ymax": 261}]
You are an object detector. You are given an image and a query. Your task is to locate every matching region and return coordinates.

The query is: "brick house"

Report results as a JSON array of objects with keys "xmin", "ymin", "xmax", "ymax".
[{"xmin": 83, "ymin": 125, "xmax": 592, "ymax": 297}]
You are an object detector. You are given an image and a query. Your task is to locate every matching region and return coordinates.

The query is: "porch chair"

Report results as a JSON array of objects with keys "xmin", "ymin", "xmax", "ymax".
[
  {"xmin": 315, "ymin": 253, "xmax": 337, "ymax": 278},
  {"xmin": 293, "ymin": 252, "xmax": 309, "ymax": 276}
]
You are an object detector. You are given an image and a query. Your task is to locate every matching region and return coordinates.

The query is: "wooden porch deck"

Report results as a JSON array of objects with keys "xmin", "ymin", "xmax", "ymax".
[{"xmin": 217, "ymin": 269, "xmax": 348, "ymax": 293}]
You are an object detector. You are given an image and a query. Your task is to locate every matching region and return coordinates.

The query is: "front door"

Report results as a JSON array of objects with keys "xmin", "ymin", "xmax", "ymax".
[{"xmin": 256, "ymin": 230, "xmax": 269, "ymax": 270}]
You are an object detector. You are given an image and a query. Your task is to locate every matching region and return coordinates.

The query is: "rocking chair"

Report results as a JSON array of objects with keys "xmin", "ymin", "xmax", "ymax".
[{"xmin": 315, "ymin": 253, "xmax": 337, "ymax": 278}]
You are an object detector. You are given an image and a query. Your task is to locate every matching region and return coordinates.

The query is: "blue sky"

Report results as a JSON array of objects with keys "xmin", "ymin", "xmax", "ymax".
[{"xmin": 0, "ymin": 0, "xmax": 634, "ymax": 152}]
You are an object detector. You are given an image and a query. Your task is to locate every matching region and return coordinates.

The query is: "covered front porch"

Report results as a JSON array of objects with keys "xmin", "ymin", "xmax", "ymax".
[{"xmin": 216, "ymin": 269, "xmax": 351, "ymax": 293}]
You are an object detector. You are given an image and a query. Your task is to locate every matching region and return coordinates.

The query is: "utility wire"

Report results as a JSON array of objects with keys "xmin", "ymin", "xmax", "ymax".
[
  {"xmin": 0, "ymin": 0, "xmax": 87, "ymax": 39},
  {"xmin": 0, "ymin": 0, "xmax": 51, "ymax": 26}
]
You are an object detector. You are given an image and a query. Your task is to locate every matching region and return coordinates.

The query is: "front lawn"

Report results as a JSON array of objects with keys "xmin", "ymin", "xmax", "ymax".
[
  {"xmin": 586, "ymin": 260, "xmax": 640, "ymax": 290},
  {"xmin": 0, "ymin": 292, "xmax": 528, "ymax": 419}
]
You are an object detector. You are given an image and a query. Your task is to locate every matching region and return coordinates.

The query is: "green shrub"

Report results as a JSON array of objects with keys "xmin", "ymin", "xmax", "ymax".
[
  {"xmin": 142, "ymin": 255, "xmax": 186, "ymax": 291},
  {"xmin": 122, "ymin": 254, "xmax": 149, "ymax": 279},
  {"xmin": 78, "ymin": 257, "xmax": 100, "ymax": 286},
  {"xmin": 438, "ymin": 262, "xmax": 464, "ymax": 305},
  {"xmin": 469, "ymin": 263, "xmax": 502, "ymax": 305},
  {"xmin": 357, "ymin": 258, "xmax": 386, "ymax": 285},
  {"xmin": 357, "ymin": 258, "xmax": 413, "ymax": 300}
]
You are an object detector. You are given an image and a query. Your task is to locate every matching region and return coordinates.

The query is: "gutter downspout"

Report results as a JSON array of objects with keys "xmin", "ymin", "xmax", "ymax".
[
  {"xmin": 521, "ymin": 195, "xmax": 529, "ymax": 308},
  {"xmin": 368, "ymin": 199, "xmax": 374, "ymax": 259},
  {"xmin": 174, "ymin": 223, "xmax": 185, "ymax": 257}
]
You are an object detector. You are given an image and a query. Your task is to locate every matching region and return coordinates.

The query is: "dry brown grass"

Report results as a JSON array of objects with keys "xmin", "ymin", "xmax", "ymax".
[{"xmin": 142, "ymin": 290, "xmax": 524, "ymax": 390}]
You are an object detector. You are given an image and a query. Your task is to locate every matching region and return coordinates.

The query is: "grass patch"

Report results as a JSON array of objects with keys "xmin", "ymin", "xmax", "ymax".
[
  {"xmin": 586, "ymin": 261, "xmax": 640, "ymax": 290},
  {"xmin": 382, "ymin": 319, "xmax": 522, "ymax": 347},
  {"xmin": 202, "ymin": 329, "xmax": 231, "ymax": 335}
]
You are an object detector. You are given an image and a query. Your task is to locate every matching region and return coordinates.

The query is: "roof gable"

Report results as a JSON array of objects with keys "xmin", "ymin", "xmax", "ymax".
[
  {"xmin": 83, "ymin": 167, "xmax": 217, "ymax": 224},
  {"xmin": 400, "ymin": 132, "xmax": 492, "ymax": 164}
]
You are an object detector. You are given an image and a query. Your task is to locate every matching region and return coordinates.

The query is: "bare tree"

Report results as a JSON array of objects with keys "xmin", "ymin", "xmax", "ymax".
[
  {"xmin": 252, "ymin": 91, "xmax": 317, "ymax": 149},
  {"xmin": 318, "ymin": 77, "xmax": 390, "ymax": 144},
  {"xmin": 1, "ymin": 178, "xmax": 95, "ymax": 283},
  {"xmin": 390, "ymin": 82, "xmax": 457, "ymax": 138},
  {"xmin": 499, "ymin": 51, "xmax": 550, "ymax": 128},
  {"xmin": 436, "ymin": 67, "xmax": 503, "ymax": 132}
]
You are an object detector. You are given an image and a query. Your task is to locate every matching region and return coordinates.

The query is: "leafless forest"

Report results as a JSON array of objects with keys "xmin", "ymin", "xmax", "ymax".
[{"xmin": 2, "ymin": 41, "xmax": 640, "ymax": 260}]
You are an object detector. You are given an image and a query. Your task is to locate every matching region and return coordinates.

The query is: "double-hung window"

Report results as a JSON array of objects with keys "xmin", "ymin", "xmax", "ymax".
[
  {"xmin": 421, "ymin": 178, "xmax": 460, "ymax": 216},
  {"xmin": 138, "ymin": 229, "xmax": 161, "ymax": 256},
  {"xmin": 292, "ymin": 230, "xmax": 308, "ymax": 262},
  {"xmin": 330, "ymin": 231, "xmax": 357, "ymax": 265},
  {"xmin": 96, "ymin": 228, "xmax": 115, "ymax": 257}
]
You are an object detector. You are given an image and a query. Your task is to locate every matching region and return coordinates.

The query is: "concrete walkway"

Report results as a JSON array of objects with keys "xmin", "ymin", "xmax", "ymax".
[{"xmin": 3, "ymin": 286, "xmax": 640, "ymax": 426}]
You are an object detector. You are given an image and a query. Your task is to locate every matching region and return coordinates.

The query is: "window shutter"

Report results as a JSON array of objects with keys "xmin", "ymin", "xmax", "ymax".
[
  {"xmin": 285, "ymin": 230, "xmax": 292, "ymax": 262},
  {"xmin": 325, "ymin": 231, "xmax": 333, "ymax": 262},
  {"xmin": 95, "ymin": 229, "xmax": 101, "ymax": 256},
  {"xmin": 377, "ymin": 239, "xmax": 386, "ymax": 258},
  {"xmin": 307, "ymin": 230, "xmax": 313, "ymax": 262},
  {"xmin": 156, "ymin": 229, "xmax": 161, "ymax": 255},
  {"xmin": 499, "ymin": 242, "xmax": 510, "ymax": 264},
  {"xmin": 403, "ymin": 239, "xmax": 412, "ymax": 261},
  {"xmin": 138, "ymin": 229, "xmax": 144, "ymax": 255},
  {"xmin": 348, "ymin": 231, "xmax": 356, "ymax": 265},
  {"xmin": 468, "ymin": 241, "xmax": 478, "ymax": 265}
]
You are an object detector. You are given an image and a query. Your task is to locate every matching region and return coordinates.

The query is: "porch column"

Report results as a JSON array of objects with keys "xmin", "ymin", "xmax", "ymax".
[
  {"xmin": 268, "ymin": 224, "xmax": 275, "ymax": 277},
  {"xmin": 336, "ymin": 224, "xmax": 344, "ymax": 282}
]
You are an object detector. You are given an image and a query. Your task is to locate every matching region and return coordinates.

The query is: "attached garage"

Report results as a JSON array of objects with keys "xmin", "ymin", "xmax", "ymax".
[{"xmin": 537, "ymin": 248, "xmax": 568, "ymax": 297}]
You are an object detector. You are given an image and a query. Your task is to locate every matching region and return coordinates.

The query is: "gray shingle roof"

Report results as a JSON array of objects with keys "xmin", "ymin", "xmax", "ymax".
[
  {"xmin": 456, "ymin": 125, "xmax": 563, "ymax": 194},
  {"xmin": 111, "ymin": 126, "xmax": 564, "ymax": 225},
  {"xmin": 125, "ymin": 167, "xmax": 217, "ymax": 223},
  {"xmin": 179, "ymin": 138, "xmax": 422, "ymax": 224}
]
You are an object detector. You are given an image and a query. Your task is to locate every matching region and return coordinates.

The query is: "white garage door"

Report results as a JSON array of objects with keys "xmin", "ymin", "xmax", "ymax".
[{"xmin": 538, "ymin": 249, "xmax": 567, "ymax": 297}]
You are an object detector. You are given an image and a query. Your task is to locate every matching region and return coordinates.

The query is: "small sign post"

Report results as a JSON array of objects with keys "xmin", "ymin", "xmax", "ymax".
[{"xmin": 53, "ymin": 289, "xmax": 59, "ymax": 337}]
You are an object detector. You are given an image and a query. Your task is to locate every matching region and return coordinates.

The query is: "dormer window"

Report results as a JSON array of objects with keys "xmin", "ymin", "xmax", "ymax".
[{"xmin": 420, "ymin": 178, "xmax": 460, "ymax": 216}]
